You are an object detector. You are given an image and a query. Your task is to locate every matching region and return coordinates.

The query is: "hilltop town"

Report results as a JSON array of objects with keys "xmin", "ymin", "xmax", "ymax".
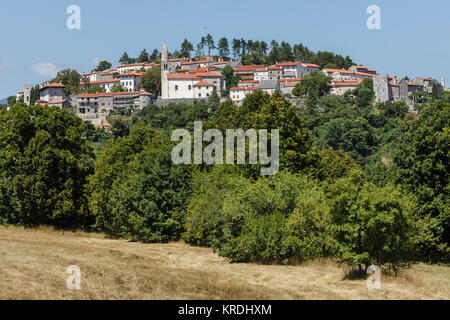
[{"xmin": 13, "ymin": 42, "xmax": 446, "ymax": 125}]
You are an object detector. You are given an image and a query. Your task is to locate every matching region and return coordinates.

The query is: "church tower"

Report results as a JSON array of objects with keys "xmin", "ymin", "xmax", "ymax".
[{"xmin": 161, "ymin": 43, "xmax": 169, "ymax": 99}]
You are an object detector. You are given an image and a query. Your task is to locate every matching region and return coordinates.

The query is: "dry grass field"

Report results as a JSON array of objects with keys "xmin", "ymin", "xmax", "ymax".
[{"xmin": 0, "ymin": 225, "xmax": 449, "ymax": 300}]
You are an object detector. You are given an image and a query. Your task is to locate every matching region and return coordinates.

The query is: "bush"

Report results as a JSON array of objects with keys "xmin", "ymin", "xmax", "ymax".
[{"xmin": 325, "ymin": 171, "xmax": 419, "ymax": 270}]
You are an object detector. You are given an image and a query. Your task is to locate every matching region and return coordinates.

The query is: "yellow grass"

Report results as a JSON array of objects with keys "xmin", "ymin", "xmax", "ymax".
[{"xmin": 0, "ymin": 225, "xmax": 449, "ymax": 300}]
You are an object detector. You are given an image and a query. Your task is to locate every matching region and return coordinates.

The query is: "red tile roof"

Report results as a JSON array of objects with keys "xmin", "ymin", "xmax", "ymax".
[
  {"xmin": 302, "ymin": 63, "xmax": 321, "ymax": 68},
  {"xmin": 39, "ymin": 83, "xmax": 65, "ymax": 90},
  {"xmin": 166, "ymin": 74, "xmax": 200, "ymax": 80},
  {"xmin": 276, "ymin": 62, "xmax": 300, "ymax": 67},
  {"xmin": 193, "ymin": 80, "xmax": 214, "ymax": 87},
  {"xmin": 230, "ymin": 87, "xmax": 259, "ymax": 91},
  {"xmin": 77, "ymin": 91, "xmax": 152, "ymax": 98}
]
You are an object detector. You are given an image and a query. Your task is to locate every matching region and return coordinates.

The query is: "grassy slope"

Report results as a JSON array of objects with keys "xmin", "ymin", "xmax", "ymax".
[{"xmin": 0, "ymin": 226, "xmax": 448, "ymax": 300}]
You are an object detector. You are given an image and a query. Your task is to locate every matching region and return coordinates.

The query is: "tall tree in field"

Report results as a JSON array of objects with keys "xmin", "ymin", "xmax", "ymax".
[
  {"xmin": 180, "ymin": 39, "xmax": 194, "ymax": 58},
  {"xmin": 137, "ymin": 49, "xmax": 150, "ymax": 63},
  {"xmin": 217, "ymin": 37, "xmax": 230, "ymax": 57},
  {"xmin": 232, "ymin": 38, "xmax": 241, "ymax": 59}
]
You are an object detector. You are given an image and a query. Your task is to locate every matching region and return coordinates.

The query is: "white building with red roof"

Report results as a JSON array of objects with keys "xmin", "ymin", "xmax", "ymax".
[
  {"xmin": 230, "ymin": 87, "xmax": 259, "ymax": 106},
  {"xmin": 161, "ymin": 44, "xmax": 224, "ymax": 100},
  {"xmin": 37, "ymin": 83, "xmax": 71, "ymax": 108}
]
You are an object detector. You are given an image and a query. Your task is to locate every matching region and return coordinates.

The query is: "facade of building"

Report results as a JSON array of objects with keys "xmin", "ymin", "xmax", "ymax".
[
  {"xmin": 230, "ymin": 86, "xmax": 259, "ymax": 106},
  {"xmin": 76, "ymin": 91, "xmax": 153, "ymax": 114},
  {"xmin": 330, "ymin": 79, "xmax": 362, "ymax": 96}
]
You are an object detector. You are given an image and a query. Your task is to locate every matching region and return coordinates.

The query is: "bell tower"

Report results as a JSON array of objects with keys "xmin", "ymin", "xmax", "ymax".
[{"xmin": 161, "ymin": 44, "xmax": 169, "ymax": 99}]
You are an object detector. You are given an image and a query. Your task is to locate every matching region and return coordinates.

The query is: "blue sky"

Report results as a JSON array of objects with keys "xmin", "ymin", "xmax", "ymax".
[{"xmin": 0, "ymin": 0, "xmax": 448, "ymax": 98}]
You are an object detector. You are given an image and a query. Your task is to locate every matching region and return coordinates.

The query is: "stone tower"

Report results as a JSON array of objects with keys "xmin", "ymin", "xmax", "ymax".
[
  {"xmin": 373, "ymin": 75, "xmax": 393, "ymax": 103},
  {"xmin": 161, "ymin": 44, "xmax": 169, "ymax": 99},
  {"xmin": 23, "ymin": 85, "xmax": 33, "ymax": 106}
]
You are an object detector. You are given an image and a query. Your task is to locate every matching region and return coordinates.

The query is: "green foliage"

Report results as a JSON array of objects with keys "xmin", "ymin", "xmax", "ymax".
[
  {"xmin": 7, "ymin": 96, "xmax": 16, "ymax": 106},
  {"xmin": 110, "ymin": 83, "xmax": 126, "ymax": 93},
  {"xmin": 141, "ymin": 68, "xmax": 161, "ymax": 96},
  {"xmin": 134, "ymin": 100, "xmax": 210, "ymax": 132},
  {"xmin": 325, "ymin": 171, "xmax": 419, "ymax": 269},
  {"xmin": 208, "ymin": 90, "xmax": 317, "ymax": 177},
  {"xmin": 0, "ymin": 104, "xmax": 94, "ymax": 228},
  {"xmin": 222, "ymin": 66, "xmax": 241, "ymax": 96},
  {"xmin": 292, "ymin": 71, "xmax": 331, "ymax": 106},
  {"xmin": 184, "ymin": 170, "xmax": 330, "ymax": 263},
  {"xmin": 52, "ymin": 69, "xmax": 82, "ymax": 95},
  {"xmin": 93, "ymin": 60, "xmax": 112, "ymax": 72},
  {"xmin": 393, "ymin": 101, "xmax": 450, "ymax": 261},
  {"xmin": 88, "ymin": 125, "xmax": 191, "ymax": 241}
]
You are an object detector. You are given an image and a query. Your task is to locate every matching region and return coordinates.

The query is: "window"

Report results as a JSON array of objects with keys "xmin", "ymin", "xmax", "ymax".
[
  {"xmin": 199, "ymin": 93, "xmax": 201, "ymax": 97},
  {"xmin": 188, "ymin": 85, "xmax": 192, "ymax": 90},
  {"xmin": 175, "ymin": 85, "xmax": 178, "ymax": 91}
]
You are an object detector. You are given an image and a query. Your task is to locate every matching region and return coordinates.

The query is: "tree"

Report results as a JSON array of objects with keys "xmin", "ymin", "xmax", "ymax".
[
  {"xmin": 93, "ymin": 60, "xmax": 112, "ymax": 72},
  {"xmin": 30, "ymin": 85, "xmax": 40, "ymax": 106},
  {"xmin": 325, "ymin": 171, "xmax": 419, "ymax": 271},
  {"xmin": 232, "ymin": 39, "xmax": 241, "ymax": 59},
  {"xmin": 0, "ymin": 104, "xmax": 94, "ymax": 228},
  {"xmin": 267, "ymin": 40, "xmax": 279, "ymax": 65},
  {"xmin": 217, "ymin": 37, "xmax": 230, "ymax": 57},
  {"xmin": 7, "ymin": 96, "xmax": 16, "ymax": 106},
  {"xmin": 137, "ymin": 49, "xmax": 150, "ymax": 63},
  {"xmin": 87, "ymin": 84, "xmax": 106, "ymax": 94},
  {"xmin": 393, "ymin": 101, "xmax": 450, "ymax": 261},
  {"xmin": 110, "ymin": 83, "xmax": 127, "ymax": 92},
  {"xmin": 292, "ymin": 71, "xmax": 331, "ymax": 106},
  {"xmin": 141, "ymin": 68, "xmax": 161, "ymax": 97},
  {"xmin": 197, "ymin": 37, "xmax": 206, "ymax": 56},
  {"xmin": 221, "ymin": 66, "xmax": 241, "ymax": 96},
  {"xmin": 205, "ymin": 34, "xmax": 215, "ymax": 57},
  {"xmin": 180, "ymin": 39, "xmax": 194, "ymax": 58},
  {"xmin": 119, "ymin": 52, "xmax": 133, "ymax": 65},
  {"xmin": 279, "ymin": 41, "xmax": 294, "ymax": 62},
  {"xmin": 150, "ymin": 49, "xmax": 160, "ymax": 62},
  {"xmin": 52, "ymin": 69, "xmax": 81, "ymax": 95}
]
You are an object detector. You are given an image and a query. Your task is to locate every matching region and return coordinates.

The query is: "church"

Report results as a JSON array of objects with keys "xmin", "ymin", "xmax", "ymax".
[{"xmin": 160, "ymin": 44, "xmax": 225, "ymax": 100}]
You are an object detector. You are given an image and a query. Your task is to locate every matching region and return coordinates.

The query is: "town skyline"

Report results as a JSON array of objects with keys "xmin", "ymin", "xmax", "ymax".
[{"xmin": 1, "ymin": 0, "xmax": 449, "ymax": 98}]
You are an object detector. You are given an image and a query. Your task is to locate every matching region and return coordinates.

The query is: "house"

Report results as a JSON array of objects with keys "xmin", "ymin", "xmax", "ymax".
[
  {"xmin": 267, "ymin": 66, "xmax": 282, "ymax": 80},
  {"xmin": 117, "ymin": 62, "xmax": 158, "ymax": 74},
  {"xmin": 276, "ymin": 62, "xmax": 301, "ymax": 79},
  {"xmin": 279, "ymin": 79, "xmax": 300, "ymax": 95},
  {"xmin": 233, "ymin": 65, "xmax": 265, "ymax": 80},
  {"xmin": 230, "ymin": 87, "xmax": 259, "ymax": 106},
  {"xmin": 323, "ymin": 68, "xmax": 375, "ymax": 80},
  {"xmin": 37, "ymin": 83, "xmax": 71, "ymax": 108},
  {"xmin": 258, "ymin": 80, "xmax": 280, "ymax": 94},
  {"xmin": 238, "ymin": 80, "xmax": 260, "ymax": 88},
  {"xmin": 76, "ymin": 91, "xmax": 153, "ymax": 115},
  {"xmin": 254, "ymin": 67, "xmax": 269, "ymax": 81},
  {"xmin": 349, "ymin": 65, "xmax": 377, "ymax": 75},
  {"xmin": 119, "ymin": 72, "xmax": 142, "ymax": 92},
  {"xmin": 81, "ymin": 79, "xmax": 121, "ymax": 93},
  {"xmin": 411, "ymin": 77, "xmax": 443, "ymax": 95},
  {"xmin": 330, "ymin": 79, "xmax": 362, "ymax": 96},
  {"xmin": 299, "ymin": 63, "xmax": 321, "ymax": 77}
]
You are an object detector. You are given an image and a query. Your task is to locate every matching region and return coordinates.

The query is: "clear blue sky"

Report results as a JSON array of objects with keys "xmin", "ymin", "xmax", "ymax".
[{"xmin": 0, "ymin": 0, "xmax": 448, "ymax": 98}]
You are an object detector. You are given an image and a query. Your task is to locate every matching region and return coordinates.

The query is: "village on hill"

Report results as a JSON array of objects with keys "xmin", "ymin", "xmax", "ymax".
[{"xmin": 13, "ymin": 41, "xmax": 446, "ymax": 126}]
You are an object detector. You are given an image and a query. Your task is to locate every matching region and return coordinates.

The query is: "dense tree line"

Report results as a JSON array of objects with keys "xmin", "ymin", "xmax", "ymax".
[{"xmin": 1, "ymin": 89, "xmax": 448, "ymax": 272}]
